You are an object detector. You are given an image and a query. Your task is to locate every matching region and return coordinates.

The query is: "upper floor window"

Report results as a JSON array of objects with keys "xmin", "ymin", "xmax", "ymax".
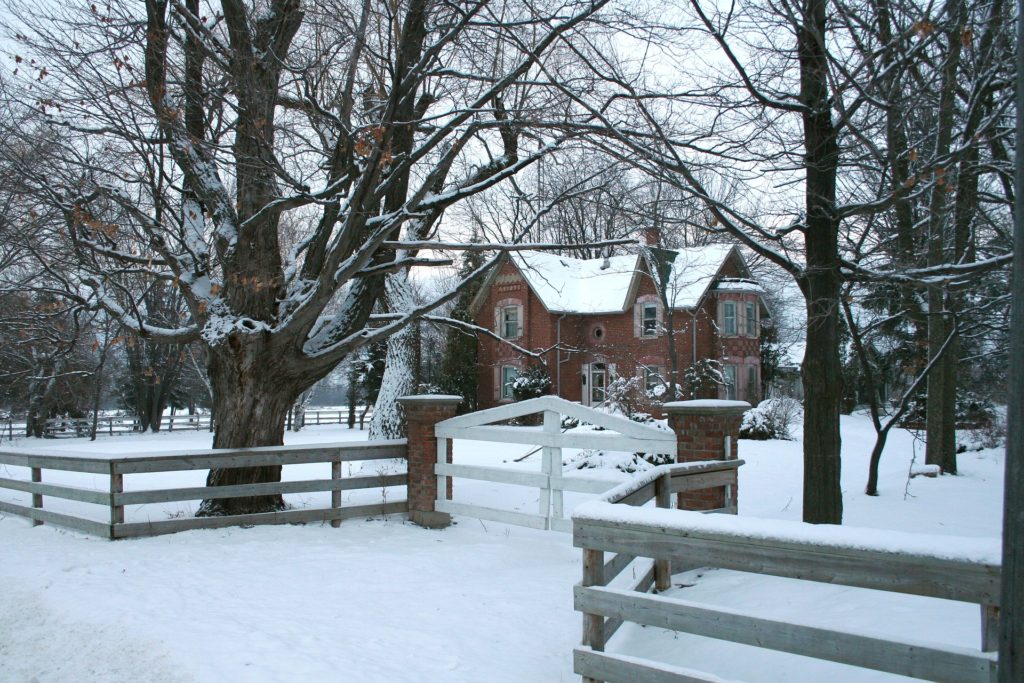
[
  {"xmin": 642, "ymin": 303, "xmax": 658, "ymax": 336},
  {"xmin": 722, "ymin": 301, "xmax": 737, "ymax": 336},
  {"xmin": 745, "ymin": 302, "xmax": 757, "ymax": 337},
  {"xmin": 500, "ymin": 305, "xmax": 520, "ymax": 339}
]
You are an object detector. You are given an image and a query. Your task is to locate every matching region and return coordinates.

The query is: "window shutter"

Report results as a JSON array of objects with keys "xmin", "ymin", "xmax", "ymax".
[
  {"xmin": 494, "ymin": 307, "xmax": 501, "ymax": 335},
  {"xmin": 717, "ymin": 301, "xmax": 723, "ymax": 333},
  {"xmin": 493, "ymin": 366, "xmax": 500, "ymax": 401},
  {"xmin": 656, "ymin": 300, "xmax": 665, "ymax": 337},
  {"xmin": 609, "ymin": 363, "xmax": 618, "ymax": 380},
  {"xmin": 737, "ymin": 302, "xmax": 746, "ymax": 337},
  {"xmin": 517, "ymin": 304, "xmax": 525, "ymax": 338},
  {"xmin": 633, "ymin": 304, "xmax": 641, "ymax": 338}
]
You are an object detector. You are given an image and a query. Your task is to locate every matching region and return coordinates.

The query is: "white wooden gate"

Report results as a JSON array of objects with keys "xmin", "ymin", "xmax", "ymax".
[{"xmin": 433, "ymin": 396, "xmax": 676, "ymax": 532}]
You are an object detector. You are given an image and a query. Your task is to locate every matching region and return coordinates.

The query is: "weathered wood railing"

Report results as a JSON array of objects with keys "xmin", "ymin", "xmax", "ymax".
[
  {"xmin": 573, "ymin": 471, "xmax": 1001, "ymax": 683},
  {"xmin": 34, "ymin": 408, "xmax": 374, "ymax": 439},
  {"xmin": 0, "ymin": 440, "xmax": 406, "ymax": 539}
]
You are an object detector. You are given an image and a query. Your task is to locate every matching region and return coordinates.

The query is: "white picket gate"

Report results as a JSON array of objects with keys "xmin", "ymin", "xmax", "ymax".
[{"xmin": 432, "ymin": 396, "xmax": 677, "ymax": 532}]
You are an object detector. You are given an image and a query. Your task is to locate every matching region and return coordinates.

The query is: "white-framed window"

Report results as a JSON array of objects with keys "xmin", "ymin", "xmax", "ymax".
[
  {"xmin": 745, "ymin": 301, "xmax": 757, "ymax": 337},
  {"xmin": 642, "ymin": 303, "xmax": 659, "ymax": 336},
  {"xmin": 723, "ymin": 365, "xmax": 737, "ymax": 400},
  {"xmin": 643, "ymin": 366, "xmax": 663, "ymax": 392},
  {"xmin": 746, "ymin": 365, "xmax": 759, "ymax": 402},
  {"xmin": 501, "ymin": 305, "xmax": 519, "ymax": 339},
  {"xmin": 722, "ymin": 301, "xmax": 737, "ymax": 336},
  {"xmin": 501, "ymin": 365, "xmax": 519, "ymax": 400}
]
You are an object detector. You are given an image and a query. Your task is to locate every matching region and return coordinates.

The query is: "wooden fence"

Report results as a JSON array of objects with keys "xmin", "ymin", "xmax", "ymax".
[
  {"xmin": 572, "ymin": 465, "xmax": 1001, "ymax": 683},
  {"xmin": 0, "ymin": 440, "xmax": 406, "ymax": 539},
  {"xmin": 0, "ymin": 408, "xmax": 375, "ymax": 440},
  {"xmin": 43, "ymin": 413, "xmax": 214, "ymax": 437}
]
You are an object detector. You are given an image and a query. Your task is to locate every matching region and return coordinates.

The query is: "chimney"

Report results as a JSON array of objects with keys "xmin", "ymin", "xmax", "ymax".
[{"xmin": 641, "ymin": 226, "xmax": 660, "ymax": 247}]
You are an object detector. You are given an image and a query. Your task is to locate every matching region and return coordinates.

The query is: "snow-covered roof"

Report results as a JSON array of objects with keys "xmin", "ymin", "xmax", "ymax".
[
  {"xmin": 510, "ymin": 251, "xmax": 639, "ymax": 314},
  {"xmin": 509, "ymin": 243, "xmax": 741, "ymax": 314},
  {"xmin": 664, "ymin": 244, "xmax": 738, "ymax": 308},
  {"xmin": 714, "ymin": 278, "xmax": 765, "ymax": 293}
]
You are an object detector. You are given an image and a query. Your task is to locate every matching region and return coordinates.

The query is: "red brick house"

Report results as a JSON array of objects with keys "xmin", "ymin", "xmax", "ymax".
[{"xmin": 470, "ymin": 244, "xmax": 767, "ymax": 410}]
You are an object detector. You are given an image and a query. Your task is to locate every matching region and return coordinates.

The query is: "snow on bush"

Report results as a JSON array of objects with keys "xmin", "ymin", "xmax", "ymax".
[
  {"xmin": 603, "ymin": 376, "xmax": 649, "ymax": 418},
  {"xmin": 682, "ymin": 358, "xmax": 725, "ymax": 398},
  {"xmin": 959, "ymin": 411, "xmax": 1006, "ymax": 452},
  {"xmin": 566, "ymin": 449, "xmax": 656, "ymax": 474},
  {"xmin": 740, "ymin": 397, "xmax": 802, "ymax": 440},
  {"xmin": 510, "ymin": 364, "xmax": 551, "ymax": 401}
]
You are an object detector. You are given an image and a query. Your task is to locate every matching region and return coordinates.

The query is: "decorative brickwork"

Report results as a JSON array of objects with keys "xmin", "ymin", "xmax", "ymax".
[
  {"xmin": 663, "ymin": 400, "xmax": 749, "ymax": 511},
  {"xmin": 397, "ymin": 395, "xmax": 461, "ymax": 528}
]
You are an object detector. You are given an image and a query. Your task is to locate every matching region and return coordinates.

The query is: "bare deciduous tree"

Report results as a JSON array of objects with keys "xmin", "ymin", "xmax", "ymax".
[{"xmin": 3, "ymin": 0, "xmax": 611, "ymax": 514}]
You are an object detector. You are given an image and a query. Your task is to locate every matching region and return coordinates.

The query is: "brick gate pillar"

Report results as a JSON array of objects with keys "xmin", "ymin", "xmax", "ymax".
[
  {"xmin": 397, "ymin": 395, "xmax": 462, "ymax": 529},
  {"xmin": 663, "ymin": 400, "xmax": 749, "ymax": 511}
]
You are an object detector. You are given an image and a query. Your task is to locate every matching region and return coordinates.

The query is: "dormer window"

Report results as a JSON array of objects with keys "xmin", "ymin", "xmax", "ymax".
[{"xmin": 642, "ymin": 303, "xmax": 658, "ymax": 336}]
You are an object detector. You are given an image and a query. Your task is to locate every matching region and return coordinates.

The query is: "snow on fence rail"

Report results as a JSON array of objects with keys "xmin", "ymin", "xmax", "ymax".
[
  {"xmin": 0, "ymin": 440, "xmax": 406, "ymax": 539},
  {"xmin": 572, "ymin": 470, "xmax": 1002, "ymax": 683}
]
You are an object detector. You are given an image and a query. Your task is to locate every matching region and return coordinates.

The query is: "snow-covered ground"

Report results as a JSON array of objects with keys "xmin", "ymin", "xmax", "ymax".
[{"xmin": 0, "ymin": 414, "xmax": 1004, "ymax": 682}]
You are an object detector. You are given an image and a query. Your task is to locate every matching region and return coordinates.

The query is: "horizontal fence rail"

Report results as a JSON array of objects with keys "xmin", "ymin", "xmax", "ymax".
[
  {"xmin": 0, "ymin": 408, "xmax": 375, "ymax": 440},
  {"xmin": 572, "ymin": 471, "xmax": 1002, "ymax": 683},
  {"xmin": 0, "ymin": 440, "xmax": 406, "ymax": 539}
]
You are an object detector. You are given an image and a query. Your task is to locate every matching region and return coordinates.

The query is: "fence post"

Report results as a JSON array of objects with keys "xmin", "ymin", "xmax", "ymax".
[
  {"xmin": 663, "ymin": 400, "xmax": 749, "ymax": 511},
  {"xmin": 582, "ymin": 546, "xmax": 606, "ymax": 683},
  {"xmin": 544, "ymin": 409, "xmax": 564, "ymax": 528},
  {"xmin": 331, "ymin": 456, "xmax": 342, "ymax": 528},
  {"xmin": 981, "ymin": 604, "xmax": 999, "ymax": 652},
  {"xmin": 31, "ymin": 467, "xmax": 43, "ymax": 526},
  {"xmin": 397, "ymin": 395, "xmax": 462, "ymax": 529},
  {"xmin": 109, "ymin": 461, "xmax": 123, "ymax": 539},
  {"xmin": 654, "ymin": 472, "xmax": 671, "ymax": 590}
]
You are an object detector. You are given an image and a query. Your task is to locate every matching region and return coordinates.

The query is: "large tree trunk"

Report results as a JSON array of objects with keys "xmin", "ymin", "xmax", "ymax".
[
  {"xmin": 196, "ymin": 339, "xmax": 306, "ymax": 517},
  {"xmin": 925, "ymin": 306, "xmax": 958, "ymax": 473},
  {"xmin": 797, "ymin": 0, "xmax": 843, "ymax": 524},
  {"xmin": 924, "ymin": 0, "xmax": 965, "ymax": 474},
  {"xmin": 369, "ymin": 275, "xmax": 418, "ymax": 440}
]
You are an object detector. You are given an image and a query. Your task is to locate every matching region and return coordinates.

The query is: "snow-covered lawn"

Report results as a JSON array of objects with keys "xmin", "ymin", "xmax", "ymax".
[{"xmin": 0, "ymin": 415, "xmax": 1004, "ymax": 682}]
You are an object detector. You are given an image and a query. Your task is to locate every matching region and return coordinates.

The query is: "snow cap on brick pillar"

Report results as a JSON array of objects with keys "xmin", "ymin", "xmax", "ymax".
[
  {"xmin": 397, "ymin": 394, "xmax": 462, "ymax": 529},
  {"xmin": 663, "ymin": 399, "xmax": 749, "ymax": 511}
]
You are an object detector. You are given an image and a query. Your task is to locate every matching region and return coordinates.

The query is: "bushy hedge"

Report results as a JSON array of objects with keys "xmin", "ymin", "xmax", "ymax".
[{"xmin": 739, "ymin": 397, "xmax": 802, "ymax": 440}]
